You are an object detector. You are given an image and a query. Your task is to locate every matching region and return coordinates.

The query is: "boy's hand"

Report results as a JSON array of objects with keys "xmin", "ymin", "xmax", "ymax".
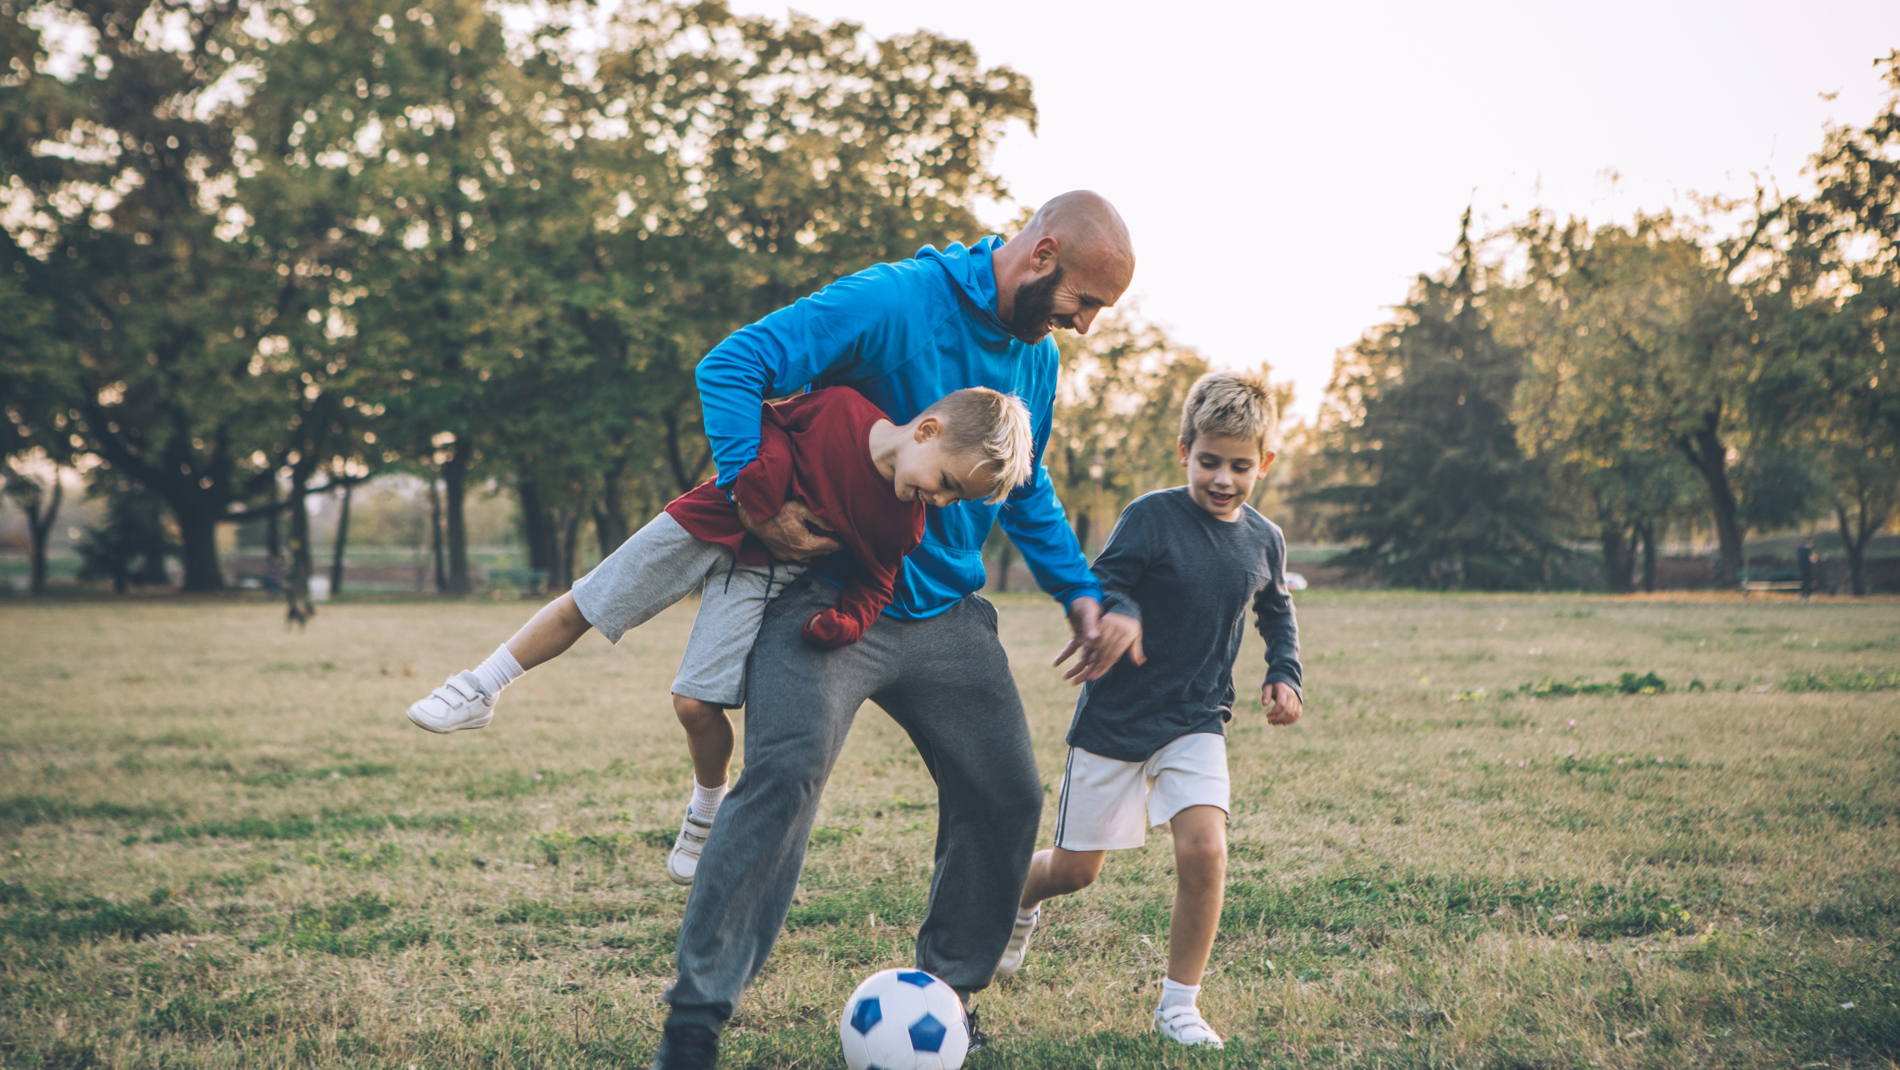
[
  {"xmin": 737, "ymin": 500, "xmax": 842, "ymax": 561},
  {"xmin": 1054, "ymin": 602, "xmax": 1144, "ymax": 684},
  {"xmin": 1262, "ymin": 682, "xmax": 1302, "ymax": 725}
]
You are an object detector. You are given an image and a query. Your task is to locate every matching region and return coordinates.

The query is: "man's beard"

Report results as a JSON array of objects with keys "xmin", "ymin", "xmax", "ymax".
[{"xmin": 1005, "ymin": 264, "xmax": 1065, "ymax": 344}]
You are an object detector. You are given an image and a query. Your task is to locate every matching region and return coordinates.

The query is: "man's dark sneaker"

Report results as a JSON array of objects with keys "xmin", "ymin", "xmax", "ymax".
[
  {"xmin": 965, "ymin": 1008, "xmax": 989, "ymax": 1054},
  {"xmin": 649, "ymin": 1022, "xmax": 718, "ymax": 1070}
]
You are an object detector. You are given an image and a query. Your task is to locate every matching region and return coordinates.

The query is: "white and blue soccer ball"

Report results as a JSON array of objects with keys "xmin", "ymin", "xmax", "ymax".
[{"xmin": 838, "ymin": 967, "xmax": 970, "ymax": 1070}]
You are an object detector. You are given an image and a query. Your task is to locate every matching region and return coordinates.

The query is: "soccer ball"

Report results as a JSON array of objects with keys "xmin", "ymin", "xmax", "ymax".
[{"xmin": 838, "ymin": 967, "xmax": 970, "ymax": 1070}]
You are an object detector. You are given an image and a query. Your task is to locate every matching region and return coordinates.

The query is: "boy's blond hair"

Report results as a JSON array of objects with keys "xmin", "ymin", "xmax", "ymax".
[
  {"xmin": 1180, "ymin": 370, "xmax": 1278, "ymax": 454},
  {"xmin": 921, "ymin": 387, "xmax": 1035, "ymax": 504}
]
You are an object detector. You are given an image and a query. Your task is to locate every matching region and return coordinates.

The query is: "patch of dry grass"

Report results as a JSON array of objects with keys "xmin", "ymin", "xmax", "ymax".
[{"xmin": 1, "ymin": 591, "xmax": 1896, "ymax": 1068}]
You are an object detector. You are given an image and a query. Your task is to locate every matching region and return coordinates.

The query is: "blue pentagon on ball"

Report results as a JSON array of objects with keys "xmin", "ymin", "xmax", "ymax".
[
  {"xmin": 849, "ymin": 996, "xmax": 883, "ymax": 1035},
  {"xmin": 895, "ymin": 971, "xmax": 935, "ymax": 988},
  {"xmin": 908, "ymin": 1012, "xmax": 948, "ymax": 1052}
]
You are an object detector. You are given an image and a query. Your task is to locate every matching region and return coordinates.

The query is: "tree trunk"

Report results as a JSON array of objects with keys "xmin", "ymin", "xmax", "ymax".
[
  {"xmin": 1073, "ymin": 512, "xmax": 1091, "ymax": 558},
  {"xmin": 442, "ymin": 438, "xmax": 474, "ymax": 596},
  {"xmin": 21, "ymin": 476, "xmax": 61, "ymax": 596},
  {"xmin": 173, "ymin": 498, "xmax": 223, "ymax": 592},
  {"xmin": 286, "ymin": 469, "xmax": 313, "ymax": 605},
  {"xmin": 429, "ymin": 477, "xmax": 446, "ymax": 593},
  {"xmin": 995, "ymin": 538, "xmax": 1014, "ymax": 592},
  {"xmin": 1596, "ymin": 494, "xmax": 1633, "ymax": 593},
  {"xmin": 557, "ymin": 507, "xmax": 580, "ymax": 592},
  {"xmin": 518, "ymin": 477, "xmax": 555, "ymax": 577},
  {"xmin": 1677, "ymin": 417, "xmax": 1744, "ymax": 589},
  {"xmin": 329, "ymin": 482, "xmax": 353, "ymax": 598},
  {"xmin": 662, "ymin": 408, "xmax": 712, "ymax": 494},
  {"xmin": 594, "ymin": 461, "xmax": 630, "ymax": 558},
  {"xmin": 1598, "ymin": 522, "xmax": 1632, "ymax": 593},
  {"xmin": 265, "ymin": 480, "xmax": 281, "ymax": 559},
  {"xmin": 1836, "ymin": 504, "xmax": 1871, "ymax": 597},
  {"xmin": 1638, "ymin": 521, "xmax": 1658, "ymax": 593}
]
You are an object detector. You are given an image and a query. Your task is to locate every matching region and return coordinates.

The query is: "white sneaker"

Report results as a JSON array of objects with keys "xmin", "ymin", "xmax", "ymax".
[
  {"xmin": 1154, "ymin": 1005, "xmax": 1224, "ymax": 1048},
  {"xmin": 995, "ymin": 907, "xmax": 1039, "ymax": 977},
  {"xmin": 406, "ymin": 671, "xmax": 497, "ymax": 733},
  {"xmin": 666, "ymin": 810, "xmax": 713, "ymax": 886}
]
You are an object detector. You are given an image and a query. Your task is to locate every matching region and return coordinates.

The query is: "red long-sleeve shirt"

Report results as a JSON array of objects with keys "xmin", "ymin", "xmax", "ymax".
[{"xmin": 663, "ymin": 387, "xmax": 924, "ymax": 648}]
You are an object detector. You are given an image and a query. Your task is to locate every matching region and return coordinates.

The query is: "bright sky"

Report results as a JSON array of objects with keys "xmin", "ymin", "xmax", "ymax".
[{"xmin": 733, "ymin": 0, "xmax": 1900, "ymax": 420}]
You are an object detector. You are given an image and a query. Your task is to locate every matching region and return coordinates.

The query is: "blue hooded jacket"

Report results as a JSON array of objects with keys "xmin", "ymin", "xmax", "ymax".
[{"xmin": 696, "ymin": 237, "xmax": 1101, "ymax": 619}]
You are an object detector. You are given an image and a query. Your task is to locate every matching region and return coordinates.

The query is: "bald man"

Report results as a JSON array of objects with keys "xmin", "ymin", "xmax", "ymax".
[{"xmin": 648, "ymin": 193, "xmax": 1136, "ymax": 1069}]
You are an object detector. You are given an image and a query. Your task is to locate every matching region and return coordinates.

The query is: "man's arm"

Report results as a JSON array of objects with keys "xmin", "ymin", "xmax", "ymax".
[
  {"xmin": 727, "ymin": 420, "xmax": 795, "ymax": 525},
  {"xmin": 698, "ymin": 274, "xmax": 899, "ymax": 559},
  {"xmin": 1052, "ymin": 504, "xmax": 1148, "ymax": 683},
  {"xmin": 997, "ymin": 464, "xmax": 1103, "ymax": 610},
  {"xmin": 696, "ymin": 273, "xmax": 894, "ymax": 486},
  {"xmin": 727, "ymin": 419, "xmax": 839, "ymax": 560},
  {"xmin": 994, "ymin": 393, "xmax": 1103, "ymax": 612}
]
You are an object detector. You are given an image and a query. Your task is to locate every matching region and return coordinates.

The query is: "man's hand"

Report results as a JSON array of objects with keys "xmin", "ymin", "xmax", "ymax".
[
  {"xmin": 1052, "ymin": 598, "xmax": 1143, "ymax": 684},
  {"xmin": 736, "ymin": 499, "xmax": 843, "ymax": 561},
  {"xmin": 1262, "ymin": 681, "xmax": 1302, "ymax": 725}
]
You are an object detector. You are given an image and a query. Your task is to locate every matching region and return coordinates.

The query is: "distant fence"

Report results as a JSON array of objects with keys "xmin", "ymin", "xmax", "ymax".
[{"xmin": 992, "ymin": 550, "xmax": 1900, "ymax": 594}]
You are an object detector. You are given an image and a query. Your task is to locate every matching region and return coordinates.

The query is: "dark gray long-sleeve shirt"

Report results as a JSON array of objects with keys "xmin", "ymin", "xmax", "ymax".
[{"xmin": 1067, "ymin": 487, "xmax": 1302, "ymax": 763}]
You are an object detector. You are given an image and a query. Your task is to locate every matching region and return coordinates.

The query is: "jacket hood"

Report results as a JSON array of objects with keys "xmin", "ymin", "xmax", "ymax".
[{"xmin": 916, "ymin": 237, "xmax": 1009, "ymax": 335}]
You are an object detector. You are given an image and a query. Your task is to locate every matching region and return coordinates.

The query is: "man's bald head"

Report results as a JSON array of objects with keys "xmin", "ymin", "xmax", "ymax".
[
  {"xmin": 992, "ymin": 190, "xmax": 1135, "ymax": 344},
  {"xmin": 1018, "ymin": 190, "xmax": 1135, "ymax": 281}
]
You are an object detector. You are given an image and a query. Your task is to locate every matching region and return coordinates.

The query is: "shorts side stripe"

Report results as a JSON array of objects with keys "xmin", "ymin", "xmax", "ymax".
[{"xmin": 1054, "ymin": 747, "xmax": 1076, "ymax": 846}]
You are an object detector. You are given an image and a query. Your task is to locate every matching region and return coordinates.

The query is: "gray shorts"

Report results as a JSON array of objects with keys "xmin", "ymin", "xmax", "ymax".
[{"xmin": 571, "ymin": 513, "xmax": 805, "ymax": 708}]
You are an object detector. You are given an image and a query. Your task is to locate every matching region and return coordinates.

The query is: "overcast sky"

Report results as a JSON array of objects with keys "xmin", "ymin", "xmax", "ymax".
[{"xmin": 730, "ymin": 0, "xmax": 1900, "ymax": 420}]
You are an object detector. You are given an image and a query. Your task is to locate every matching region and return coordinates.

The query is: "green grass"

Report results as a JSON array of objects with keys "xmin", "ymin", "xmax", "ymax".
[
  {"xmin": 1, "ymin": 591, "xmax": 1896, "ymax": 1067},
  {"xmin": 1780, "ymin": 668, "xmax": 1900, "ymax": 692}
]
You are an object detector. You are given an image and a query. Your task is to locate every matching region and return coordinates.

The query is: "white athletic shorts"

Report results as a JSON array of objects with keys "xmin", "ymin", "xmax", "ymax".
[
  {"xmin": 571, "ymin": 512, "xmax": 804, "ymax": 708},
  {"xmin": 1051, "ymin": 732, "xmax": 1230, "ymax": 852}
]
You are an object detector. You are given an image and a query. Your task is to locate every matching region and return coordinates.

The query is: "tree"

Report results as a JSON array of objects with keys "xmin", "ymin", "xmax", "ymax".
[
  {"xmin": 2, "ymin": 458, "xmax": 63, "ymax": 595},
  {"xmin": 1812, "ymin": 305, "xmax": 1900, "ymax": 596},
  {"xmin": 557, "ymin": 2, "xmax": 1039, "ymax": 542},
  {"xmin": 74, "ymin": 471, "xmax": 174, "ymax": 593},
  {"xmin": 1780, "ymin": 51, "xmax": 1900, "ymax": 594},
  {"xmin": 238, "ymin": 0, "xmax": 586, "ymax": 595},
  {"xmin": 1509, "ymin": 209, "xmax": 1772, "ymax": 588},
  {"xmin": 0, "ymin": 0, "xmax": 350, "ymax": 591},
  {"xmin": 4, "ymin": 0, "xmax": 1040, "ymax": 600},
  {"xmin": 1307, "ymin": 211, "xmax": 1558, "ymax": 589},
  {"xmin": 1044, "ymin": 311, "xmax": 1290, "ymax": 550},
  {"xmin": 0, "ymin": 266, "xmax": 72, "ymax": 594},
  {"xmin": 1503, "ymin": 229, "xmax": 1708, "ymax": 591}
]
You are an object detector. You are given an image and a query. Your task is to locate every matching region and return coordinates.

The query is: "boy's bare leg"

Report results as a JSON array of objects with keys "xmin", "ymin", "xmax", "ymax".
[
  {"xmin": 1019, "ymin": 846, "xmax": 1106, "ymax": 908},
  {"xmin": 409, "ymin": 592, "xmax": 592, "ymax": 733},
  {"xmin": 503, "ymin": 592, "xmax": 591, "ymax": 670},
  {"xmin": 672, "ymin": 695, "xmax": 734, "ymax": 790},
  {"xmin": 668, "ymin": 694, "xmax": 735, "ymax": 887},
  {"xmin": 1164, "ymin": 805, "xmax": 1228, "ymax": 985}
]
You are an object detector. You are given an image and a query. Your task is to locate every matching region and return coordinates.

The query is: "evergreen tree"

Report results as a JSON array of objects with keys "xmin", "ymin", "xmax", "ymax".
[
  {"xmin": 1307, "ymin": 210, "xmax": 1558, "ymax": 589},
  {"xmin": 74, "ymin": 474, "xmax": 176, "ymax": 594}
]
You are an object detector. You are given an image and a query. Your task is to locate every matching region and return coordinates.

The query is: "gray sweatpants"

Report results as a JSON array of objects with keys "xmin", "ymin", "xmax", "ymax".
[{"xmin": 663, "ymin": 578, "xmax": 1042, "ymax": 1030}]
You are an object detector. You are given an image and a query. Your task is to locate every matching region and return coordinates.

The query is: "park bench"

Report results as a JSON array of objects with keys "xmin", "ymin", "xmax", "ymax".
[
  {"xmin": 1739, "ymin": 567, "xmax": 1801, "ymax": 598},
  {"xmin": 232, "ymin": 572, "xmax": 282, "ymax": 593},
  {"xmin": 488, "ymin": 568, "xmax": 549, "ymax": 595}
]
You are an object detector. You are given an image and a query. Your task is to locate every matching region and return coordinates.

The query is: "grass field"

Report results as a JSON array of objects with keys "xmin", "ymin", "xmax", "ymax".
[{"xmin": 2, "ymin": 591, "xmax": 1896, "ymax": 1069}]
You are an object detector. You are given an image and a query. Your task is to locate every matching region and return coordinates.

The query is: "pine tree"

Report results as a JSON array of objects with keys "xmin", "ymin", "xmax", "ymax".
[{"xmin": 1307, "ymin": 210, "xmax": 1559, "ymax": 589}]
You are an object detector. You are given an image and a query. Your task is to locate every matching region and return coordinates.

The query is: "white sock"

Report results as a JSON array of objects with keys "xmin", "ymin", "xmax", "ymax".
[
  {"xmin": 471, "ymin": 644, "xmax": 524, "ymax": 698},
  {"xmin": 689, "ymin": 779, "xmax": 728, "ymax": 824},
  {"xmin": 1017, "ymin": 906, "xmax": 1039, "ymax": 924},
  {"xmin": 1158, "ymin": 978, "xmax": 1200, "ymax": 1012}
]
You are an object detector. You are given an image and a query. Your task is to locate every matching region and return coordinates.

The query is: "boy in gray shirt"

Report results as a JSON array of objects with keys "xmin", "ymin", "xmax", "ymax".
[{"xmin": 1001, "ymin": 370, "xmax": 1303, "ymax": 1049}]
